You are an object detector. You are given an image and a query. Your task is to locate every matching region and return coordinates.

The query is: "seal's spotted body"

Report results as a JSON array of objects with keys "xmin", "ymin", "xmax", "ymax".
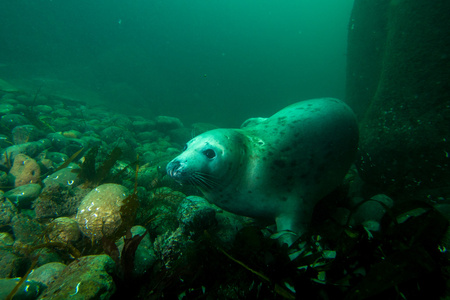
[{"xmin": 167, "ymin": 98, "xmax": 358, "ymax": 242}]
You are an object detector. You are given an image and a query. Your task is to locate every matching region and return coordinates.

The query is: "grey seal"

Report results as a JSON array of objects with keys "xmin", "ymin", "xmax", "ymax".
[{"xmin": 166, "ymin": 98, "xmax": 358, "ymax": 243}]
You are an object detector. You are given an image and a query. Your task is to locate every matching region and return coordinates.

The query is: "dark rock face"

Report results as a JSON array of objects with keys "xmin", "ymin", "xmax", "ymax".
[{"xmin": 347, "ymin": 0, "xmax": 450, "ymax": 199}]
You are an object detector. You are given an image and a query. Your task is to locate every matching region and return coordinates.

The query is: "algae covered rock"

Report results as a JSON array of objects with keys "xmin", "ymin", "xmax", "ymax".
[
  {"xmin": 38, "ymin": 255, "xmax": 116, "ymax": 299},
  {"xmin": 76, "ymin": 183, "xmax": 129, "ymax": 241},
  {"xmin": 46, "ymin": 217, "xmax": 81, "ymax": 244},
  {"xmin": 34, "ymin": 185, "xmax": 88, "ymax": 219},
  {"xmin": 28, "ymin": 262, "xmax": 66, "ymax": 287},
  {"xmin": 0, "ymin": 198, "xmax": 17, "ymax": 226},
  {"xmin": 177, "ymin": 196, "xmax": 217, "ymax": 235}
]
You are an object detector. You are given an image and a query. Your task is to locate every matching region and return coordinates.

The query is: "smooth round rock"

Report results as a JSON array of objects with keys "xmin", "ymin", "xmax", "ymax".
[{"xmin": 76, "ymin": 184, "xmax": 129, "ymax": 241}]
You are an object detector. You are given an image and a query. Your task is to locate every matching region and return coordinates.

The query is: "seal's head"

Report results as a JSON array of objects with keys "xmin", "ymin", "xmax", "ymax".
[{"xmin": 166, "ymin": 129, "xmax": 246, "ymax": 191}]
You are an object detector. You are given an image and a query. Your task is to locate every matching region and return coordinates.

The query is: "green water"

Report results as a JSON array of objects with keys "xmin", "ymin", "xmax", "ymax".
[{"xmin": 0, "ymin": 0, "xmax": 353, "ymax": 126}]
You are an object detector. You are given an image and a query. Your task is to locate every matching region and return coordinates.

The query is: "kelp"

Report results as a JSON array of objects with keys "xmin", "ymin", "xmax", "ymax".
[
  {"xmin": 135, "ymin": 198, "xmax": 449, "ymax": 299},
  {"xmin": 103, "ymin": 228, "xmax": 148, "ymax": 281},
  {"xmin": 54, "ymin": 147, "xmax": 84, "ymax": 172},
  {"xmin": 117, "ymin": 154, "xmax": 140, "ymax": 235},
  {"xmin": 205, "ymin": 230, "xmax": 296, "ymax": 300},
  {"xmin": 6, "ymin": 255, "xmax": 40, "ymax": 300},
  {"xmin": 77, "ymin": 146, "xmax": 123, "ymax": 187}
]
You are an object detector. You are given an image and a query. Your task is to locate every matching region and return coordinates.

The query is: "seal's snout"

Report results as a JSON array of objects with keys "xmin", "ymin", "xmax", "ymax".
[{"xmin": 166, "ymin": 159, "xmax": 182, "ymax": 179}]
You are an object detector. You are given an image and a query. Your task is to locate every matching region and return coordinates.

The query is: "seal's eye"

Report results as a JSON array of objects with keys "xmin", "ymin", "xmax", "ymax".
[
  {"xmin": 203, "ymin": 149, "xmax": 216, "ymax": 159},
  {"xmin": 183, "ymin": 144, "xmax": 187, "ymax": 151}
]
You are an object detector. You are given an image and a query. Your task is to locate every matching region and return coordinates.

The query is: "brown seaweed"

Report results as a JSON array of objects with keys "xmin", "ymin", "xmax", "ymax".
[
  {"xmin": 6, "ymin": 254, "xmax": 40, "ymax": 300},
  {"xmin": 77, "ymin": 146, "xmax": 123, "ymax": 187}
]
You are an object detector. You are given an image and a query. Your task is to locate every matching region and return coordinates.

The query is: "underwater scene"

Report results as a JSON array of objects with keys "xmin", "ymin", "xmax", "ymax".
[{"xmin": 0, "ymin": 0, "xmax": 449, "ymax": 299}]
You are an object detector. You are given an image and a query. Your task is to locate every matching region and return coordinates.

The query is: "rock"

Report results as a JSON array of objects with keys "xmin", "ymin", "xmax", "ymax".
[
  {"xmin": 52, "ymin": 117, "xmax": 72, "ymax": 131},
  {"xmin": 155, "ymin": 116, "xmax": 184, "ymax": 132},
  {"xmin": 132, "ymin": 119, "xmax": 156, "ymax": 132},
  {"xmin": 34, "ymin": 185, "xmax": 88, "ymax": 219},
  {"xmin": 177, "ymin": 196, "xmax": 217, "ymax": 235},
  {"xmin": 4, "ymin": 183, "xmax": 42, "ymax": 209},
  {"xmin": 154, "ymin": 227, "xmax": 192, "ymax": 268},
  {"xmin": 28, "ymin": 262, "xmax": 66, "ymax": 287},
  {"xmin": 110, "ymin": 115, "xmax": 132, "ymax": 130},
  {"xmin": 12, "ymin": 125, "xmax": 42, "ymax": 144},
  {"xmin": 38, "ymin": 255, "xmax": 116, "ymax": 299},
  {"xmin": 76, "ymin": 183, "xmax": 129, "ymax": 241},
  {"xmin": 61, "ymin": 128, "xmax": 84, "ymax": 139},
  {"xmin": 212, "ymin": 211, "xmax": 248, "ymax": 247},
  {"xmin": 11, "ymin": 213, "xmax": 44, "ymax": 244},
  {"xmin": 52, "ymin": 108, "xmax": 72, "ymax": 118},
  {"xmin": 46, "ymin": 217, "xmax": 81, "ymax": 244},
  {"xmin": 0, "ymin": 171, "xmax": 8, "ymax": 186},
  {"xmin": 0, "ymin": 141, "xmax": 50, "ymax": 169},
  {"xmin": 0, "ymin": 278, "xmax": 45, "ymax": 300},
  {"xmin": 47, "ymin": 132, "xmax": 69, "ymax": 151},
  {"xmin": 34, "ymin": 104, "xmax": 53, "ymax": 114},
  {"xmin": 167, "ymin": 127, "xmax": 192, "ymax": 145},
  {"xmin": 0, "ymin": 249, "xmax": 25, "ymax": 278},
  {"xmin": 1, "ymin": 145, "xmax": 33, "ymax": 168},
  {"xmin": 32, "ymin": 247, "xmax": 64, "ymax": 267},
  {"xmin": 0, "ymin": 103, "xmax": 15, "ymax": 115},
  {"xmin": 100, "ymin": 126, "xmax": 133, "ymax": 144},
  {"xmin": 0, "ymin": 198, "xmax": 17, "ymax": 225},
  {"xmin": 42, "ymin": 164, "xmax": 81, "ymax": 188},
  {"xmin": 45, "ymin": 152, "xmax": 69, "ymax": 165},
  {"xmin": 100, "ymin": 126, "xmax": 137, "ymax": 161},
  {"xmin": 0, "ymin": 113, "xmax": 30, "ymax": 130},
  {"xmin": 9, "ymin": 154, "xmax": 41, "ymax": 187},
  {"xmin": 80, "ymin": 135, "xmax": 103, "ymax": 149},
  {"xmin": 347, "ymin": 0, "xmax": 450, "ymax": 200},
  {"xmin": 64, "ymin": 138, "xmax": 87, "ymax": 157},
  {"xmin": 350, "ymin": 194, "xmax": 394, "ymax": 231}
]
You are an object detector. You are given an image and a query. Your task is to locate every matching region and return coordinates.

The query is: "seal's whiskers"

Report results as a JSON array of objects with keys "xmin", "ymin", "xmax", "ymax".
[{"xmin": 191, "ymin": 172, "xmax": 221, "ymax": 190}]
